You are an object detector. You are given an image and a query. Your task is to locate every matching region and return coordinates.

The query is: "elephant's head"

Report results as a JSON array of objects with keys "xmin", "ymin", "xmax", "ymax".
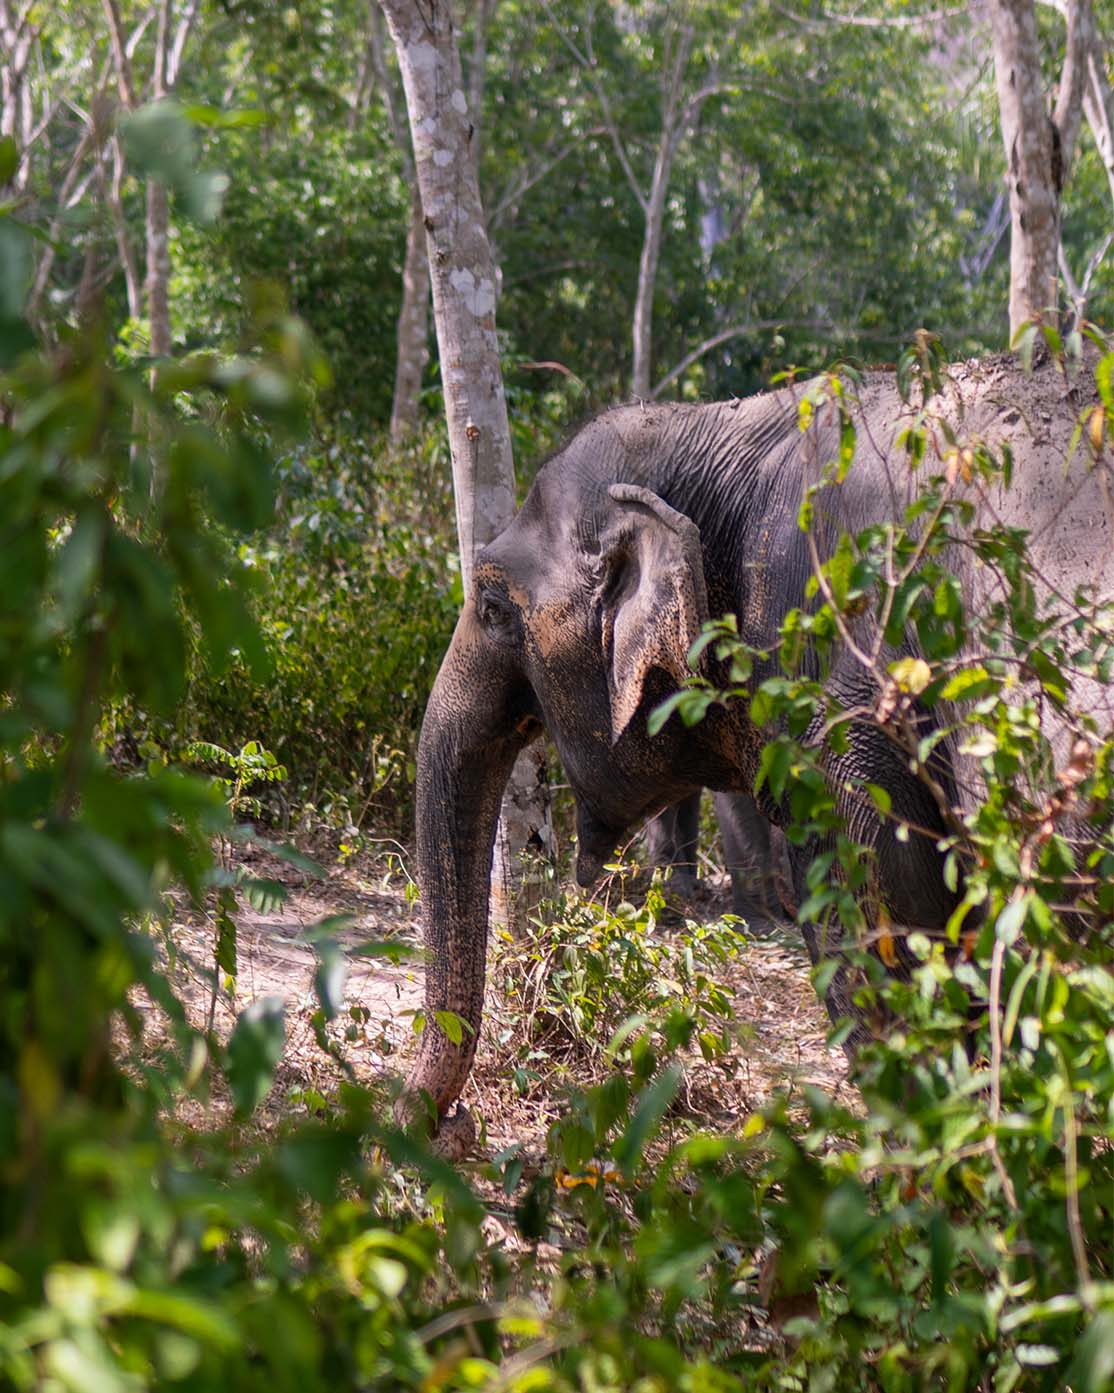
[{"xmin": 403, "ymin": 417, "xmax": 740, "ymax": 1134}]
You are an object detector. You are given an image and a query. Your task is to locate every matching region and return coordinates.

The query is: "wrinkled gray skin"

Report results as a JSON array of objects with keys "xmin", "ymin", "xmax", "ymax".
[
  {"xmin": 407, "ymin": 361, "xmax": 1108, "ymax": 1142},
  {"xmin": 646, "ymin": 792, "xmax": 789, "ymax": 929}
]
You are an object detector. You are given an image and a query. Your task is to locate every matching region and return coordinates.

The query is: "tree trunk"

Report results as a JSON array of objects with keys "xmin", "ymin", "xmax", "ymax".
[
  {"xmin": 145, "ymin": 177, "xmax": 171, "ymax": 358},
  {"xmin": 389, "ymin": 186, "xmax": 430, "ymax": 442},
  {"xmin": 111, "ymin": 134, "xmax": 142, "ymax": 321},
  {"xmin": 631, "ymin": 136, "xmax": 673, "ymax": 399},
  {"xmin": 146, "ymin": 0, "xmax": 172, "ymax": 363},
  {"xmin": 466, "ymin": 0, "xmax": 494, "ymax": 174},
  {"xmin": 988, "ymin": 0, "xmax": 1092, "ymax": 338},
  {"xmin": 380, "ymin": 0, "xmax": 551, "ymax": 951},
  {"xmin": 369, "ymin": 1, "xmax": 431, "ymax": 442},
  {"xmin": 629, "ymin": 22, "xmax": 692, "ymax": 400},
  {"xmin": 1082, "ymin": 31, "xmax": 1114, "ymax": 209},
  {"xmin": 380, "ymin": 0, "xmax": 511, "ymax": 579}
]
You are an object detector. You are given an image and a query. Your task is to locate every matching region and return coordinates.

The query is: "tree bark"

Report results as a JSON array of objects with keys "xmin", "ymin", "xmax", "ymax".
[
  {"xmin": 369, "ymin": 1, "xmax": 430, "ymax": 441},
  {"xmin": 631, "ymin": 25, "xmax": 692, "ymax": 400},
  {"xmin": 390, "ymin": 187, "xmax": 431, "ymax": 442},
  {"xmin": 380, "ymin": 0, "xmax": 551, "ymax": 942},
  {"xmin": 145, "ymin": 0, "xmax": 172, "ymax": 362},
  {"xmin": 145, "ymin": 177, "xmax": 171, "ymax": 357},
  {"xmin": 988, "ymin": 0, "xmax": 1092, "ymax": 338},
  {"xmin": 379, "ymin": 0, "xmax": 513, "ymax": 584}
]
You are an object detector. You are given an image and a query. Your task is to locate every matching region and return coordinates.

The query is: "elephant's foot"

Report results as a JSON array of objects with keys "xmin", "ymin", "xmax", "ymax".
[
  {"xmin": 664, "ymin": 868, "xmax": 698, "ymax": 899},
  {"xmin": 730, "ymin": 892, "xmax": 786, "ymax": 938}
]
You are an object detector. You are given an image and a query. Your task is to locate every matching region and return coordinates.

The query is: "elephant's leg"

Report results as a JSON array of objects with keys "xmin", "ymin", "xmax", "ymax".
[
  {"xmin": 646, "ymin": 793, "xmax": 700, "ymax": 897},
  {"xmin": 713, "ymin": 791, "xmax": 786, "ymax": 933},
  {"xmin": 790, "ymin": 662, "xmax": 968, "ymax": 1052}
]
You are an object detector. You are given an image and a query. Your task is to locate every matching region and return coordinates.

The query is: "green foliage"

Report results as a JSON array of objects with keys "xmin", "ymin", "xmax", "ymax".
[
  {"xmin": 642, "ymin": 341, "xmax": 1114, "ymax": 1387},
  {"xmin": 491, "ymin": 882, "xmax": 744, "ymax": 1092},
  {"xmin": 0, "ymin": 222, "xmax": 513, "ymax": 1393},
  {"xmin": 9, "ymin": 4, "xmax": 1114, "ymax": 1385},
  {"xmin": 174, "ymin": 421, "xmax": 461, "ymax": 831},
  {"xmin": 4, "ymin": 279, "xmax": 1112, "ymax": 1389}
]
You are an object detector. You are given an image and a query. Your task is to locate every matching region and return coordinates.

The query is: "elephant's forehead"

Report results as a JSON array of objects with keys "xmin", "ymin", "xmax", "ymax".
[{"xmin": 487, "ymin": 489, "xmax": 596, "ymax": 596}]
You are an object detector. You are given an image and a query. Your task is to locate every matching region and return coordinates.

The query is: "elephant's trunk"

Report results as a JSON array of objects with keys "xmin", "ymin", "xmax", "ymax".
[{"xmin": 399, "ymin": 609, "xmax": 527, "ymax": 1134}]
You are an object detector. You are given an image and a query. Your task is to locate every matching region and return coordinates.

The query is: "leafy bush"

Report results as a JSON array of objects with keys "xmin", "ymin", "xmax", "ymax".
[
  {"xmin": 635, "ymin": 337, "xmax": 1114, "ymax": 1388},
  {"xmin": 0, "ymin": 236, "xmax": 500, "ymax": 1393},
  {"xmin": 486, "ymin": 882, "xmax": 745, "ymax": 1120},
  {"xmin": 179, "ymin": 422, "xmax": 461, "ymax": 833},
  {"xmin": 4, "ymin": 120, "xmax": 1111, "ymax": 1388}
]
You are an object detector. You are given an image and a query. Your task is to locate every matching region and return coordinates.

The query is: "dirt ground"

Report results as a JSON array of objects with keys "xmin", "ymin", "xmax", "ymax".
[{"xmin": 161, "ymin": 839, "xmax": 848, "ymax": 1152}]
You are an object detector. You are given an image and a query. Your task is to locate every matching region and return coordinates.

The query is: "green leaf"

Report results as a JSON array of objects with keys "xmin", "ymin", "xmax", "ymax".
[
  {"xmin": 1096, "ymin": 353, "xmax": 1114, "ymax": 414},
  {"xmin": 889, "ymin": 656, "xmax": 932, "ymax": 694},
  {"xmin": 313, "ymin": 940, "xmax": 347, "ymax": 1021},
  {"xmin": 45, "ymin": 1335, "xmax": 133, "ymax": 1393},
  {"xmin": 995, "ymin": 896, "xmax": 1027, "ymax": 946},
  {"xmin": 648, "ymin": 691, "xmax": 686, "ymax": 737},
  {"xmin": 827, "ymin": 533, "xmax": 854, "ymax": 610},
  {"xmin": 122, "ymin": 100, "xmax": 228, "ymax": 224},
  {"xmin": 122, "ymin": 1288, "xmax": 240, "ymax": 1351},
  {"xmin": 215, "ymin": 904, "xmax": 237, "ymax": 978},
  {"xmin": 240, "ymin": 876, "xmax": 287, "ymax": 913},
  {"xmin": 612, "ymin": 1065, "xmax": 681, "ymax": 1178},
  {"xmin": 0, "ymin": 219, "xmax": 29, "ymax": 318},
  {"xmin": 1065, "ymin": 1310, "xmax": 1114, "ymax": 1393},
  {"xmin": 865, "ymin": 783, "xmax": 891, "ymax": 818},
  {"xmin": 0, "ymin": 135, "xmax": 17, "ymax": 183},
  {"xmin": 941, "ymin": 666, "xmax": 993, "ymax": 701},
  {"xmin": 837, "ymin": 418, "xmax": 856, "ymax": 481},
  {"xmin": 434, "ymin": 1010, "xmax": 473, "ymax": 1046},
  {"xmin": 225, "ymin": 996, "xmax": 285, "ymax": 1115}
]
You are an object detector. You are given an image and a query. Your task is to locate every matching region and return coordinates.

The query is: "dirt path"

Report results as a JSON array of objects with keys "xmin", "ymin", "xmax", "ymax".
[{"xmin": 164, "ymin": 848, "xmax": 847, "ymax": 1150}]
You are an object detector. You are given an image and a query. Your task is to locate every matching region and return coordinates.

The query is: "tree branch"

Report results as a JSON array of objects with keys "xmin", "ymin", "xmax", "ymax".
[
  {"xmin": 488, "ymin": 128, "xmax": 605, "ymax": 227},
  {"xmin": 650, "ymin": 319, "xmax": 830, "ymax": 398},
  {"xmin": 774, "ymin": 2, "xmax": 968, "ymax": 29},
  {"xmin": 101, "ymin": 0, "xmax": 138, "ymax": 108},
  {"xmin": 369, "ymin": 1, "xmax": 413, "ymax": 175},
  {"xmin": 150, "ymin": 0, "xmax": 170, "ymax": 101},
  {"xmin": 538, "ymin": 0, "xmax": 648, "ymax": 212},
  {"xmin": 27, "ymin": 119, "xmax": 98, "ymax": 322},
  {"xmin": 168, "ymin": 0, "xmax": 200, "ymax": 88},
  {"xmin": 1052, "ymin": 0, "xmax": 1093, "ymax": 171}
]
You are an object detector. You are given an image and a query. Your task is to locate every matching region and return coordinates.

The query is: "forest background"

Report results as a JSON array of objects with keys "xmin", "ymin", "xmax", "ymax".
[
  {"xmin": 11, "ymin": 0, "xmax": 1114, "ymax": 832},
  {"xmin": 2, "ymin": 1, "xmax": 1114, "ymax": 1391}
]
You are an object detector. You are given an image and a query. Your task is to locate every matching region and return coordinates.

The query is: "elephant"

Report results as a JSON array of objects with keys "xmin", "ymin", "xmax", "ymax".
[
  {"xmin": 645, "ymin": 791, "xmax": 789, "ymax": 928},
  {"xmin": 406, "ymin": 354, "xmax": 1110, "ymax": 1148}
]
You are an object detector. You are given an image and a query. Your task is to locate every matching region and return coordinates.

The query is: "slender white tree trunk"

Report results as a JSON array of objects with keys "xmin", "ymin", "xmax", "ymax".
[
  {"xmin": 146, "ymin": 0, "xmax": 172, "ymax": 361},
  {"xmin": 380, "ymin": 0, "xmax": 551, "ymax": 927},
  {"xmin": 989, "ymin": 0, "xmax": 1091, "ymax": 338},
  {"xmin": 390, "ymin": 188, "xmax": 431, "ymax": 442},
  {"xmin": 466, "ymin": 0, "xmax": 494, "ymax": 173},
  {"xmin": 370, "ymin": 1, "xmax": 430, "ymax": 441},
  {"xmin": 630, "ymin": 25, "xmax": 693, "ymax": 399},
  {"xmin": 631, "ymin": 130, "xmax": 678, "ymax": 399},
  {"xmin": 110, "ymin": 134, "xmax": 142, "ymax": 320},
  {"xmin": 1082, "ymin": 34, "xmax": 1114, "ymax": 208},
  {"xmin": 145, "ymin": 180, "xmax": 171, "ymax": 357}
]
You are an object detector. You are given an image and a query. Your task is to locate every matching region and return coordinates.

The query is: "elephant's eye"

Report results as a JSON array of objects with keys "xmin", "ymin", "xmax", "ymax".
[{"xmin": 477, "ymin": 586, "xmax": 518, "ymax": 639}]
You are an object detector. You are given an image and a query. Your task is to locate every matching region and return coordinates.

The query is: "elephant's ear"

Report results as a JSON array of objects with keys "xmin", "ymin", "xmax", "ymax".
[{"xmin": 601, "ymin": 483, "xmax": 709, "ymax": 743}]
